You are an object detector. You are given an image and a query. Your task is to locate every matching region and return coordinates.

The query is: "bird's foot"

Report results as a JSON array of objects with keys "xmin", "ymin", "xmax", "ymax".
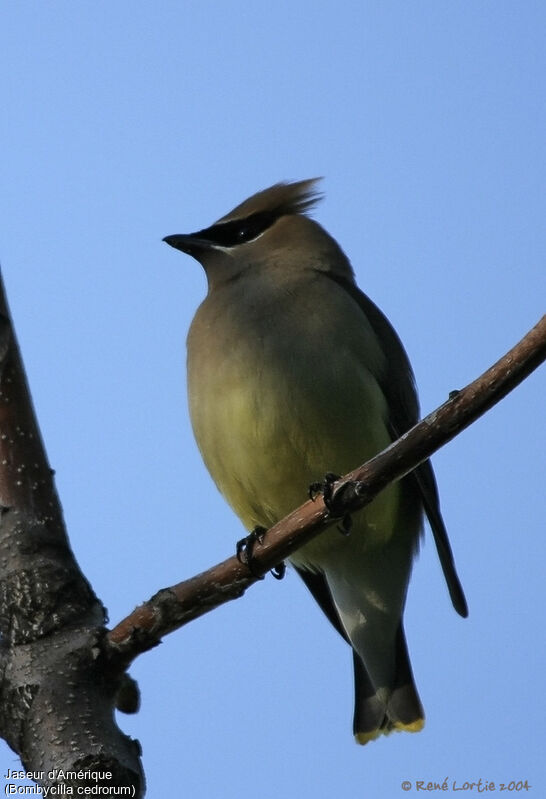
[
  {"xmin": 236, "ymin": 525, "xmax": 267, "ymax": 576},
  {"xmin": 337, "ymin": 514, "xmax": 353, "ymax": 536},
  {"xmin": 308, "ymin": 472, "xmax": 341, "ymax": 506},
  {"xmin": 236, "ymin": 526, "xmax": 286, "ymax": 580},
  {"xmin": 270, "ymin": 562, "xmax": 286, "ymax": 580},
  {"xmin": 309, "ymin": 472, "xmax": 364, "ymax": 536}
]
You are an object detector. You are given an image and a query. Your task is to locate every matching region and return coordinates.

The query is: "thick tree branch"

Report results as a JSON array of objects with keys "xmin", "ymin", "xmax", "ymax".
[
  {"xmin": 0, "ymin": 273, "xmax": 144, "ymax": 796},
  {"xmin": 107, "ymin": 315, "xmax": 546, "ymax": 666}
]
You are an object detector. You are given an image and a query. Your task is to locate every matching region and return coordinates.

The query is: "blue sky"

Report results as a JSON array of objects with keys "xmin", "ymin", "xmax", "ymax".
[{"xmin": 1, "ymin": 2, "xmax": 544, "ymax": 797}]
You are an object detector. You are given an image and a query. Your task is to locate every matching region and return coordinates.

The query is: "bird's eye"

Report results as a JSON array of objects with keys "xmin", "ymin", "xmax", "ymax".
[
  {"xmin": 196, "ymin": 211, "xmax": 277, "ymax": 248},
  {"xmin": 236, "ymin": 224, "xmax": 251, "ymax": 240}
]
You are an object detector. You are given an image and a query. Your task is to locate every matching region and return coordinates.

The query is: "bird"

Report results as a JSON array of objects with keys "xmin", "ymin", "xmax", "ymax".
[{"xmin": 163, "ymin": 178, "xmax": 467, "ymax": 744}]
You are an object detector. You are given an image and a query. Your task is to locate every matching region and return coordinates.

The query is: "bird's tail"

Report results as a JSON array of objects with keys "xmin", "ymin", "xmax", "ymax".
[{"xmin": 353, "ymin": 623, "xmax": 424, "ymax": 744}]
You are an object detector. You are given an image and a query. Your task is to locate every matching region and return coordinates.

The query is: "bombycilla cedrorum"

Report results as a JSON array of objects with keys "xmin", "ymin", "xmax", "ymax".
[{"xmin": 164, "ymin": 179, "xmax": 467, "ymax": 744}]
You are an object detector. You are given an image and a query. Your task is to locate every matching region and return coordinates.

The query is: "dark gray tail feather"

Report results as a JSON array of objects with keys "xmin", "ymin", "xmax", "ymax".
[
  {"xmin": 353, "ymin": 624, "xmax": 424, "ymax": 744},
  {"xmin": 295, "ymin": 568, "xmax": 425, "ymax": 743}
]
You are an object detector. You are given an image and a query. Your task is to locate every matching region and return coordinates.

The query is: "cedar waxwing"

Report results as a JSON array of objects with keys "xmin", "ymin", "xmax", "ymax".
[{"xmin": 163, "ymin": 179, "xmax": 467, "ymax": 744}]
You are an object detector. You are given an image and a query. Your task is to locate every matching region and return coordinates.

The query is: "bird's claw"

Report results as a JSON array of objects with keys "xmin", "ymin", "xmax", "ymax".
[
  {"xmin": 308, "ymin": 472, "xmax": 364, "ymax": 536},
  {"xmin": 236, "ymin": 526, "xmax": 286, "ymax": 580},
  {"xmin": 337, "ymin": 514, "xmax": 353, "ymax": 536},
  {"xmin": 308, "ymin": 472, "xmax": 341, "ymax": 507},
  {"xmin": 270, "ymin": 562, "xmax": 286, "ymax": 580},
  {"xmin": 236, "ymin": 525, "xmax": 267, "ymax": 577}
]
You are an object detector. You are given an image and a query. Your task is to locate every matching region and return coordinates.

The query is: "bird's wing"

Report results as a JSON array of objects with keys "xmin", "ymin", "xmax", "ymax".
[
  {"xmin": 294, "ymin": 565, "xmax": 349, "ymax": 642},
  {"xmin": 323, "ymin": 273, "xmax": 468, "ymax": 617},
  {"xmin": 410, "ymin": 459, "xmax": 468, "ymax": 616}
]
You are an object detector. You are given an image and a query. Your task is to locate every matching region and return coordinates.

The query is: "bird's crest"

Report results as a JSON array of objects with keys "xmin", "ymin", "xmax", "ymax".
[{"xmin": 216, "ymin": 178, "xmax": 323, "ymax": 224}]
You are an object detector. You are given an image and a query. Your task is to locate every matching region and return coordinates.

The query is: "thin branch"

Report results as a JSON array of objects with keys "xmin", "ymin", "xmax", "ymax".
[{"xmin": 107, "ymin": 315, "xmax": 546, "ymax": 665}]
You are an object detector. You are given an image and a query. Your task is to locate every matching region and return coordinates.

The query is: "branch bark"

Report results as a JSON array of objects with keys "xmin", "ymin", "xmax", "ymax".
[
  {"xmin": 107, "ymin": 314, "xmax": 546, "ymax": 666},
  {"xmin": 0, "ymin": 273, "xmax": 145, "ymax": 796}
]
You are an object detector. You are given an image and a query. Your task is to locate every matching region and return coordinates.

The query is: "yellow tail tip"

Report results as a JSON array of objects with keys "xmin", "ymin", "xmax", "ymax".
[
  {"xmin": 393, "ymin": 717, "xmax": 425, "ymax": 734},
  {"xmin": 354, "ymin": 729, "xmax": 383, "ymax": 745},
  {"xmin": 354, "ymin": 717, "xmax": 425, "ymax": 745}
]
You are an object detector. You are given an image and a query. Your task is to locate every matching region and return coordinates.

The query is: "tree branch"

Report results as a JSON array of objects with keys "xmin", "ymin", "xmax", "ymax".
[
  {"xmin": 0, "ymin": 273, "xmax": 145, "ymax": 796},
  {"xmin": 107, "ymin": 315, "xmax": 546, "ymax": 666}
]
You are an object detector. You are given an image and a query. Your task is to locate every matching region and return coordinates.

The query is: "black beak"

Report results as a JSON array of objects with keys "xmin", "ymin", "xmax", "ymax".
[{"xmin": 162, "ymin": 233, "xmax": 214, "ymax": 256}]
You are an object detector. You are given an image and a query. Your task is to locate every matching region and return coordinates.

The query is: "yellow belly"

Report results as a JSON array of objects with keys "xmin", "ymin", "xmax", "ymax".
[
  {"xmin": 186, "ymin": 270, "xmax": 411, "ymax": 568},
  {"xmin": 188, "ymin": 330, "xmax": 400, "ymax": 569}
]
